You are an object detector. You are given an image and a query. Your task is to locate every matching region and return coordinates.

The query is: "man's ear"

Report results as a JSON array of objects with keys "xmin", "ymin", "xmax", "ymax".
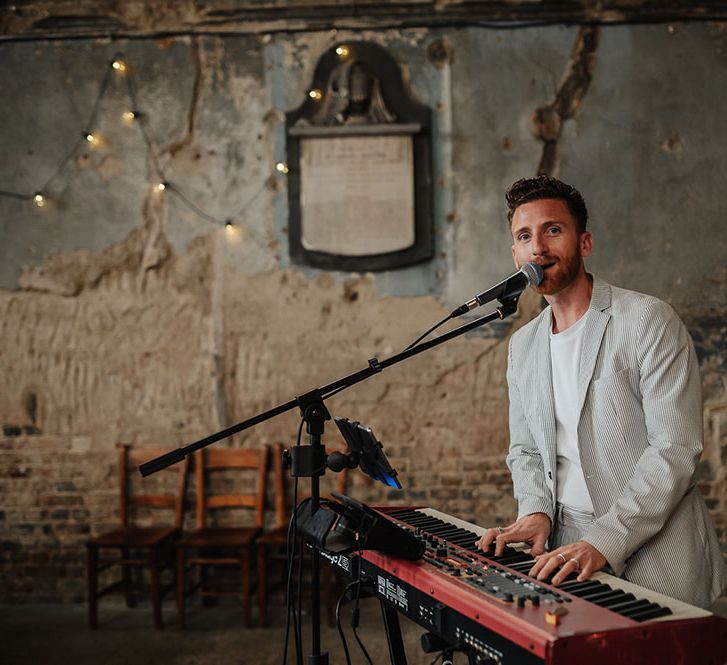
[{"xmin": 580, "ymin": 231, "xmax": 593, "ymax": 257}]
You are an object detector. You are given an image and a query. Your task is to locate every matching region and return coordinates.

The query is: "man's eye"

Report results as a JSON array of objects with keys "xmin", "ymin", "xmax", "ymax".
[
  {"xmin": 518, "ymin": 233, "xmax": 530, "ymax": 242},
  {"xmin": 546, "ymin": 226, "xmax": 560, "ymax": 234}
]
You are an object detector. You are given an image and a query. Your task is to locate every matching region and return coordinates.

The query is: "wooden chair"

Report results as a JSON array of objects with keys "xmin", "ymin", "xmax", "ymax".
[
  {"xmin": 256, "ymin": 444, "xmax": 349, "ymax": 627},
  {"xmin": 176, "ymin": 445, "xmax": 268, "ymax": 628},
  {"xmin": 86, "ymin": 443, "xmax": 189, "ymax": 629}
]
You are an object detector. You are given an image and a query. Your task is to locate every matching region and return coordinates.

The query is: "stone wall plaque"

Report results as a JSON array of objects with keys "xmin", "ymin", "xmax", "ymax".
[{"xmin": 286, "ymin": 41, "xmax": 433, "ymax": 271}]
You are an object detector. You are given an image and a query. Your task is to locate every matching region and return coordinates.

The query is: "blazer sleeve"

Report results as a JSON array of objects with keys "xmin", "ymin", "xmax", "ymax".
[
  {"xmin": 505, "ymin": 336, "xmax": 555, "ymax": 525},
  {"xmin": 582, "ymin": 299, "xmax": 703, "ymax": 575}
]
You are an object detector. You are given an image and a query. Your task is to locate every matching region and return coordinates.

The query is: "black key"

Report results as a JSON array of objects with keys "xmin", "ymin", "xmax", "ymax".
[
  {"xmin": 626, "ymin": 605, "xmax": 673, "ymax": 622},
  {"xmin": 579, "ymin": 589, "xmax": 624, "ymax": 603},
  {"xmin": 607, "ymin": 598, "xmax": 651, "ymax": 614},
  {"xmin": 618, "ymin": 601, "xmax": 662, "ymax": 619},
  {"xmin": 597, "ymin": 592, "xmax": 634, "ymax": 607},
  {"xmin": 559, "ymin": 580, "xmax": 603, "ymax": 595}
]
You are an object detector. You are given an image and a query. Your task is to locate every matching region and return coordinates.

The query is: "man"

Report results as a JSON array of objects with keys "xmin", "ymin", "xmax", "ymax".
[{"xmin": 476, "ymin": 175, "xmax": 726, "ymax": 608}]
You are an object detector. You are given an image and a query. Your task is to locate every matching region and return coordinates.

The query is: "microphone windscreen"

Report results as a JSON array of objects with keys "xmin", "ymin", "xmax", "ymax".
[{"xmin": 522, "ymin": 262, "xmax": 544, "ymax": 287}]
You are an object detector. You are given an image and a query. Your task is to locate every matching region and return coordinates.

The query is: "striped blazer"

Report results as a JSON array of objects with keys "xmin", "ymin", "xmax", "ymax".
[{"xmin": 506, "ymin": 277, "xmax": 727, "ymax": 608}]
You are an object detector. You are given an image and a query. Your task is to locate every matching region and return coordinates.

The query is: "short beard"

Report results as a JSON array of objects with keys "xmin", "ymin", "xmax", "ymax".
[{"xmin": 535, "ymin": 249, "xmax": 583, "ymax": 296}]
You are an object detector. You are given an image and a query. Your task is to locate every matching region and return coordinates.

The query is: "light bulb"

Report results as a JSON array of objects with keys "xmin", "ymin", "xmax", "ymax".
[
  {"xmin": 122, "ymin": 110, "xmax": 136, "ymax": 121},
  {"xmin": 275, "ymin": 162, "xmax": 289, "ymax": 174},
  {"xmin": 335, "ymin": 45, "xmax": 349, "ymax": 57},
  {"xmin": 112, "ymin": 59, "xmax": 127, "ymax": 72},
  {"xmin": 85, "ymin": 133, "xmax": 97, "ymax": 144},
  {"xmin": 156, "ymin": 182, "xmax": 166, "ymax": 191},
  {"xmin": 33, "ymin": 192, "xmax": 46, "ymax": 208},
  {"xmin": 308, "ymin": 89, "xmax": 323, "ymax": 101}
]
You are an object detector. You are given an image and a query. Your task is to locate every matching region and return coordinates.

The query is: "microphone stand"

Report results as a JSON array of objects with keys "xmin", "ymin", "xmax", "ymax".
[{"xmin": 140, "ymin": 297, "xmax": 520, "ymax": 665}]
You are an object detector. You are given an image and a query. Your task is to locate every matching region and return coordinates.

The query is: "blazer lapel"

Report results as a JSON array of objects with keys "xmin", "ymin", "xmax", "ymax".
[
  {"xmin": 531, "ymin": 311, "xmax": 558, "ymax": 476},
  {"xmin": 577, "ymin": 279, "xmax": 612, "ymax": 420}
]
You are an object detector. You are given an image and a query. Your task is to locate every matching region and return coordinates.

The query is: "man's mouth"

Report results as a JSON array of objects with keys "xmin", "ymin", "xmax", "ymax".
[{"xmin": 538, "ymin": 261, "xmax": 557, "ymax": 270}]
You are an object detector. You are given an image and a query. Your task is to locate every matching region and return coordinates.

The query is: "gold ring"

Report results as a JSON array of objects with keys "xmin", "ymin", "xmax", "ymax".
[
  {"xmin": 557, "ymin": 552, "xmax": 567, "ymax": 564},
  {"xmin": 569, "ymin": 558, "xmax": 581, "ymax": 571}
]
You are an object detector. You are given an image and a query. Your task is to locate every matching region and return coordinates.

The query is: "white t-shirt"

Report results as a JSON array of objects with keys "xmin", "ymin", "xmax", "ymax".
[{"xmin": 550, "ymin": 311, "xmax": 594, "ymax": 513}]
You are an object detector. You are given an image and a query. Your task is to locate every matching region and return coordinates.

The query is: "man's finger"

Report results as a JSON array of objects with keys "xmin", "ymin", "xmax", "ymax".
[
  {"xmin": 494, "ymin": 533, "xmax": 511, "ymax": 556},
  {"xmin": 530, "ymin": 532, "xmax": 547, "ymax": 556},
  {"xmin": 536, "ymin": 554, "xmax": 563, "ymax": 582},
  {"xmin": 576, "ymin": 561, "xmax": 594, "ymax": 583},
  {"xmin": 476, "ymin": 528, "xmax": 498, "ymax": 552}
]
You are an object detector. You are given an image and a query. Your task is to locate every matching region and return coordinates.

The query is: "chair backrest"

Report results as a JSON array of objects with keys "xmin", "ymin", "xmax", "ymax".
[
  {"xmin": 119, "ymin": 444, "xmax": 190, "ymax": 530},
  {"xmin": 195, "ymin": 446, "xmax": 269, "ymax": 529}
]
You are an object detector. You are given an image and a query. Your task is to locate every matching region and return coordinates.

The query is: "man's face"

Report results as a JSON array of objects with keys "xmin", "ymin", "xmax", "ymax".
[{"xmin": 510, "ymin": 198, "xmax": 592, "ymax": 296}]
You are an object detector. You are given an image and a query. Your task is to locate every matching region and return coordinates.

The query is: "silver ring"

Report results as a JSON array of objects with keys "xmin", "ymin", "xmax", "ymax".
[
  {"xmin": 569, "ymin": 558, "xmax": 581, "ymax": 571},
  {"xmin": 497, "ymin": 526, "xmax": 504, "ymax": 534},
  {"xmin": 557, "ymin": 552, "xmax": 567, "ymax": 565}
]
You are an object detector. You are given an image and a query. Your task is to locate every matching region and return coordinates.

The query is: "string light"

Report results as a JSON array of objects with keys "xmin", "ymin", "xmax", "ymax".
[
  {"xmin": 335, "ymin": 45, "xmax": 350, "ymax": 57},
  {"xmin": 308, "ymin": 89, "xmax": 323, "ymax": 101},
  {"xmin": 275, "ymin": 162, "xmax": 289, "ymax": 174},
  {"xmin": 0, "ymin": 51, "xmax": 273, "ymax": 238}
]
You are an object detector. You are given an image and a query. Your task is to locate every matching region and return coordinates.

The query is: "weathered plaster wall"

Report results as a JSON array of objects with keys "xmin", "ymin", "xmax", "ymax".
[{"xmin": 0, "ymin": 22, "xmax": 725, "ymax": 602}]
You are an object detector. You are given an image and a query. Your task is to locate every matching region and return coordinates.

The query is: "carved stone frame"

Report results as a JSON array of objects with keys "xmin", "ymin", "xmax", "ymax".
[{"xmin": 285, "ymin": 41, "xmax": 434, "ymax": 272}]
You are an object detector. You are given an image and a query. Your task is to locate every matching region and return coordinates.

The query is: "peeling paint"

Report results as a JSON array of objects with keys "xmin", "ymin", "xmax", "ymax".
[{"xmin": 532, "ymin": 26, "xmax": 600, "ymax": 176}]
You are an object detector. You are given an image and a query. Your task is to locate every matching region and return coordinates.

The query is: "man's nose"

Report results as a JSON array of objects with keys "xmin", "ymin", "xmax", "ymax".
[{"xmin": 530, "ymin": 234, "xmax": 546, "ymax": 255}]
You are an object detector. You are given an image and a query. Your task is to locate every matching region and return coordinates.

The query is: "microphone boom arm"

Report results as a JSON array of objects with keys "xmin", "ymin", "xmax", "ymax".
[{"xmin": 139, "ymin": 298, "xmax": 519, "ymax": 477}]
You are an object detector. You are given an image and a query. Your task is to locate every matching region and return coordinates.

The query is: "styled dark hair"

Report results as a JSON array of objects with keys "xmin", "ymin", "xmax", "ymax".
[{"xmin": 505, "ymin": 175, "xmax": 588, "ymax": 233}]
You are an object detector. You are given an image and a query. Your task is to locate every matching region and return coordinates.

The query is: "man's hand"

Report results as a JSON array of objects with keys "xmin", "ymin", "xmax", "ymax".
[
  {"xmin": 528, "ymin": 540, "xmax": 608, "ymax": 585},
  {"xmin": 475, "ymin": 513, "xmax": 551, "ymax": 557}
]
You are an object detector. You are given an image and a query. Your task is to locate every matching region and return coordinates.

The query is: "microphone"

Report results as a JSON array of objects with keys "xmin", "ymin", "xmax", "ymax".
[{"xmin": 450, "ymin": 262, "xmax": 544, "ymax": 318}]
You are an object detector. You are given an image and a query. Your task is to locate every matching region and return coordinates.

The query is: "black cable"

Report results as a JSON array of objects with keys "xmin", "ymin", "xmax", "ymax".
[
  {"xmin": 296, "ymin": 536, "xmax": 304, "ymax": 659},
  {"xmin": 335, "ymin": 581, "xmax": 359, "ymax": 665},
  {"xmin": 0, "ymin": 49, "xmax": 273, "ymax": 235},
  {"xmin": 403, "ymin": 313, "xmax": 453, "ymax": 351},
  {"xmin": 282, "ymin": 490, "xmax": 298, "ymax": 665},
  {"xmin": 6, "ymin": 14, "xmax": 727, "ymax": 46},
  {"xmin": 167, "ymin": 183, "xmax": 228, "ymax": 225},
  {"xmin": 84, "ymin": 62, "xmax": 113, "ymax": 136},
  {"xmin": 283, "ymin": 419, "xmax": 306, "ymax": 665},
  {"xmin": 123, "ymin": 71, "xmax": 166, "ymax": 182},
  {"xmin": 350, "ymin": 541, "xmax": 373, "ymax": 665},
  {"xmin": 0, "ymin": 190, "xmax": 32, "ymax": 201}
]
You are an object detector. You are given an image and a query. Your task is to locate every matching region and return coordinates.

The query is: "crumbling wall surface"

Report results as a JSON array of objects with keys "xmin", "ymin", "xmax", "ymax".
[
  {"xmin": 1, "ymin": 22, "xmax": 726, "ymax": 604},
  {"xmin": 0, "ymin": 229, "xmax": 223, "ymax": 600}
]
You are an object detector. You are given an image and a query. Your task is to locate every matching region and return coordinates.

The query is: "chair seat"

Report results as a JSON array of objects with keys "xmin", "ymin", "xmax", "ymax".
[
  {"xmin": 180, "ymin": 526, "xmax": 261, "ymax": 548},
  {"xmin": 256, "ymin": 525, "xmax": 288, "ymax": 546},
  {"xmin": 88, "ymin": 526, "xmax": 178, "ymax": 548}
]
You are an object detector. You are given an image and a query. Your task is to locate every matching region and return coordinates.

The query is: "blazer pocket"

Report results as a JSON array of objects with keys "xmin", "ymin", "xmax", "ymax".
[{"xmin": 591, "ymin": 367, "xmax": 647, "ymax": 462}]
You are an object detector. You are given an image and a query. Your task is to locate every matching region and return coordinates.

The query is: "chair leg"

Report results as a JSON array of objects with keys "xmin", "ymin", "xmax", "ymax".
[
  {"xmin": 201, "ymin": 558, "xmax": 215, "ymax": 607},
  {"xmin": 87, "ymin": 544, "xmax": 98, "ymax": 630},
  {"xmin": 122, "ymin": 547, "xmax": 134, "ymax": 607},
  {"xmin": 150, "ymin": 547, "xmax": 163, "ymax": 630},
  {"xmin": 176, "ymin": 546, "xmax": 186, "ymax": 628},
  {"xmin": 241, "ymin": 546, "xmax": 251, "ymax": 628},
  {"xmin": 257, "ymin": 543, "xmax": 267, "ymax": 627}
]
